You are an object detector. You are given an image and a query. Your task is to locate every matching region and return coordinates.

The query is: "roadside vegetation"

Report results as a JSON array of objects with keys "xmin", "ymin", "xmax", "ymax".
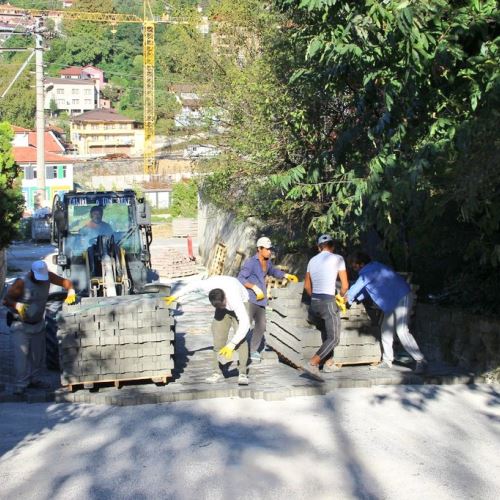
[{"xmin": 0, "ymin": 0, "xmax": 498, "ymax": 313}]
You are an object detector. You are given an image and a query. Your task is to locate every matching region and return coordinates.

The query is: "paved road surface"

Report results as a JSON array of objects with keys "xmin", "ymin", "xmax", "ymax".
[{"xmin": 0, "ymin": 384, "xmax": 499, "ymax": 500}]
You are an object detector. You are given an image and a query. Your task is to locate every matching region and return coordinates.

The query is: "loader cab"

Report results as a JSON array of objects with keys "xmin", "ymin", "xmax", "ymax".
[{"xmin": 53, "ymin": 190, "xmax": 153, "ymax": 295}]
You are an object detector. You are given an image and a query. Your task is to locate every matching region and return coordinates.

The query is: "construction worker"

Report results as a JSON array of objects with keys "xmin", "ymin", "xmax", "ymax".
[
  {"xmin": 165, "ymin": 275, "xmax": 251, "ymax": 385},
  {"xmin": 343, "ymin": 251, "xmax": 427, "ymax": 373},
  {"xmin": 238, "ymin": 236, "xmax": 298, "ymax": 362},
  {"xmin": 3, "ymin": 260, "xmax": 76, "ymax": 395},
  {"xmin": 304, "ymin": 235, "xmax": 349, "ymax": 376},
  {"xmin": 80, "ymin": 205, "xmax": 113, "ymax": 243}
]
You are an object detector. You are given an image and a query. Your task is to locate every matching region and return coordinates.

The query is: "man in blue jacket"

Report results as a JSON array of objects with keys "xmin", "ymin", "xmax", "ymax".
[
  {"xmin": 238, "ymin": 236, "xmax": 298, "ymax": 362},
  {"xmin": 345, "ymin": 252, "xmax": 427, "ymax": 374}
]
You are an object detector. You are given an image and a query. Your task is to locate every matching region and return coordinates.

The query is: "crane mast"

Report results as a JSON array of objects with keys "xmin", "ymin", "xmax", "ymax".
[{"xmin": 26, "ymin": 1, "xmax": 163, "ymax": 175}]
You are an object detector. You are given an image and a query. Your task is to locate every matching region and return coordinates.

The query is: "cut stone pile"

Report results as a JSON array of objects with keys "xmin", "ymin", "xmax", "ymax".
[
  {"xmin": 152, "ymin": 248, "xmax": 197, "ymax": 279},
  {"xmin": 56, "ymin": 294, "xmax": 175, "ymax": 387},
  {"xmin": 266, "ymin": 282, "xmax": 381, "ymax": 368}
]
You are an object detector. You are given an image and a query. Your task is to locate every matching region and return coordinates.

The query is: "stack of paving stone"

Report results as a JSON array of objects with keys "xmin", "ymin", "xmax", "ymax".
[
  {"xmin": 266, "ymin": 282, "xmax": 381, "ymax": 368},
  {"xmin": 57, "ymin": 294, "xmax": 175, "ymax": 389},
  {"xmin": 152, "ymin": 248, "xmax": 197, "ymax": 278}
]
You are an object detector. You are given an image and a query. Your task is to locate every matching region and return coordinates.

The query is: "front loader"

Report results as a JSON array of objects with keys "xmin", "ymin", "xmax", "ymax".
[{"xmin": 47, "ymin": 190, "xmax": 175, "ymax": 389}]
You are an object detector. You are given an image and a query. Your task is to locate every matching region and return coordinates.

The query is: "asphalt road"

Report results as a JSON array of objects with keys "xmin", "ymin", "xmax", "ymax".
[{"xmin": 0, "ymin": 384, "xmax": 499, "ymax": 500}]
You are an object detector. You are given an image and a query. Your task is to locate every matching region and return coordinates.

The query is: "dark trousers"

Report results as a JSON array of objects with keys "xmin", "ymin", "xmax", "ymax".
[
  {"xmin": 309, "ymin": 298, "xmax": 341, "ymax": 360},
  {"xmin": 246, "ymin": 302, "xmax": 267, "ymax": 352}
]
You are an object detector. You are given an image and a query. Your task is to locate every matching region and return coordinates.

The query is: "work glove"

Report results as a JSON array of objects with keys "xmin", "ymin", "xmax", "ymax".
[
  {"xmin": 15, "ymin": 302, "xmax": 28, "ymax": 320},
  {"xmin": 163, "ymin": 295, "xmax": 177, "ymax": 306},
  {"xmin": 335, "ymin": 294, "xmax": 347, "ymax": 314},
  {"xmin": 219, "ymin": 342, "xmax": 236, "ymax": 360},
  {"xmin": 64, "ymin": 289, "xmax": 76, "ymax": 305},
  {"xmin": 251, "ymin": 285, "xmax": 265, "ymax": 301},
  {"xmin": 284, "ymin": 273, "xmax": 299, "ymax": 283}
]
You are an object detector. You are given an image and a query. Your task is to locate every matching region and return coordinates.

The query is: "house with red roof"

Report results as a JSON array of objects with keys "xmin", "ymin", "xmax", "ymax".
[{"xmin": 11, "ymin": 126, "xmax": 74, "ymax": 211}]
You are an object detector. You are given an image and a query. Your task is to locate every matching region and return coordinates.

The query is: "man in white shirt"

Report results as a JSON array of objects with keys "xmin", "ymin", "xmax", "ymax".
[
  {"xmin": 167, "ymin": 276, "xmax": 250, "ymax": 385},
  {"xmin": 304, "ymin": 235, "xmax": 349, "ymax": 376}
]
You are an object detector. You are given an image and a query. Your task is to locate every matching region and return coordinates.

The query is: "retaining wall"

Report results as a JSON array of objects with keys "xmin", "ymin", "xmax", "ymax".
[
  {"xmin": 415, "ymin": 303, "xmax": 500, "ymax": 381},
  {"xmin": 197, "ymin": 203, "xmax": 309, "ymax": 276}
]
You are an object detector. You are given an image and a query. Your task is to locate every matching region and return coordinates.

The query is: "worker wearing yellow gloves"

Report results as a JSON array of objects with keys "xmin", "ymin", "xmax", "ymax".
[
  {"xmin": 164, "ymin": 275, "xmax": 251, "ymax": 385},
  {"xmin": 304, "ymin": 235, "xmax": 349, "ymax": 377},
  {"xmin": 237, "ymin": 236, "xmax": 299, "ymax": 363},
  {"xmin": 3, "ymin": 260, "xmax": 76, "ymax": 395}
]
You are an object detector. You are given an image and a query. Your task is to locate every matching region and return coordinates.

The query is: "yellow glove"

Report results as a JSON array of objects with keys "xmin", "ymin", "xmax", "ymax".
[
  {"xmin": 335, "ymin": 294, "xmax": 347, "ymax": 314},
  {"xmin": 163, "ymin": 295, "xmax": 177, "ymax": 306},
  {"xmin": 284, "ymin": 273, "xmax": 299, "ymax": 283},
  {"xmin": 64, "ymin": 289, "xmax": 76, "ymax": 305},
  {"xmin": 219, "ymin": 342, "xmax": 235, "ymax": 359},
  {"xmin": 251, "ymin": 285, "xmax": 265, "ymax": 301},
  {"xmin": 15, "ymin": 302, "xmax": 28, "ymax": 320}
]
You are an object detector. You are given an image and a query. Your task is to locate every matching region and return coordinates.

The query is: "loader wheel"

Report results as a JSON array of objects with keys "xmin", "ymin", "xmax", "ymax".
[{"xmin": 45, "ymin": 292, "xmax": 66, "ymax": 371}]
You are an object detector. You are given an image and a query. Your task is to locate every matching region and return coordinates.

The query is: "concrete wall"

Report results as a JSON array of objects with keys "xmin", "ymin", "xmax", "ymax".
[
  {"xmin": 197, "ymin": 203, "xmax": 309, "ymax": 277},
  {"xmin": 415, "ymin": 303, "xmax": 500, "ymax": 381}
]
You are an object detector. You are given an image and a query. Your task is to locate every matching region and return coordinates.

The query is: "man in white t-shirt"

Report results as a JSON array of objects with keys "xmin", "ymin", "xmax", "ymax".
[
  {"xmin": 304, "ymin": 235, "xmax": 348, "ymax": 375},
  {"xmin": 167, "ymin": 275, "xmax": 250, "ymax": 385}
]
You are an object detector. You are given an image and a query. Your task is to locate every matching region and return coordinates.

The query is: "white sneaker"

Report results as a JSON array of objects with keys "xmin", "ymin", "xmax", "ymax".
[
  {"xmin": 205, "ymin": 372, "xmax": 223, "ymax": 383},
  {"xmin": 238, "ymin": 373, "xmax": 249, "ymax": 386}
]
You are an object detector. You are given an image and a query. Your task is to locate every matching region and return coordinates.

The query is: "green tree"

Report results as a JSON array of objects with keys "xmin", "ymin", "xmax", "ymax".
[
  {"xmin": 170, "ymin": 179, "xmax": 198, "ymax": 218},
  {"xmin": 197, "ymin": 0, "xmax": 500, "ymax": 310},
  {"xmin": 0, "ymin": 122, "xmax": 25, "ymax": 249}
]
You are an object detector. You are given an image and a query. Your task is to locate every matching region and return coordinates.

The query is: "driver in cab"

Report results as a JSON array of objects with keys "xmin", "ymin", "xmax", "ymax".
[{"xmin": 80, "ymin": 205, "xmax": 113, "ymax": 243}]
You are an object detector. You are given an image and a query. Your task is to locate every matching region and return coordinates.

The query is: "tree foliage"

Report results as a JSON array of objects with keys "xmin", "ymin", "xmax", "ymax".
[
  {"xmin": 198, "ymin": 0, "xmax": 500, "ymax": 310},
  {"xmin": 170, "ymin": 179, "xmax": 198, "ymax": 218},
  {"xmin": 0, "ymin": 122, "xmax": 25, "ymax": 249}
]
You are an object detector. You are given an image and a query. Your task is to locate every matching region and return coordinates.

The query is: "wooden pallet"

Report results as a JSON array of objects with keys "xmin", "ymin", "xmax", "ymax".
[
  {"xmin": 64, "ymin": 373, "xmax": 171, "ymax": 392},
  {"xmin": 209, "ymin": 242, "xmax": 227, "ymax": 276},
  {"xmin": 330, "ymin": 359, "xmax": 381, "ymax": 369}
]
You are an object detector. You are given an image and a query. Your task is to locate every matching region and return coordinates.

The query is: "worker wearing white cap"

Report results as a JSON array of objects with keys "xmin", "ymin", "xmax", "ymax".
[
  {"xmin": 237, "ymin": 236, "xmax": 298, "ymax": 362},
  {"xmin": 3, "ymin": 260, "xmax": 76, "ymax": 395}
]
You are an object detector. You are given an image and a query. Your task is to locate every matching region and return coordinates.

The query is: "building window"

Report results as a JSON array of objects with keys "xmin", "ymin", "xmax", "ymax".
[
  {"xmin": 56, "ymin": 88, "xmax": 64, "ymax": 95},
  {"xmin": 72, "ymin": 99, "xmax": 79, "ymax": 105},
  {"xmin": 57, "ymin": 99, "xmax": 65, "ymax": 106},
  {"xmin": 91, "ymin": 124, "xmax": 98, "ymax": 130},
  {"xmin": 84, "ymin": 88, "xmax": 92, "ymax": 95},
  {"xmin": 46, "ymin": 165, "xmax": 58, "ymax": 179},
  {"xmin": 24, "ymin": 166, "xmax": 35, "ymax": 180},
  {"xmin": 72, "ymin": 88, "xmax": 80, "ymax": 95},
  {"xmin": 84, "ymin": 99, "xmax": 92, "ymax": 106},
  {"xmin": 58, "ymin": 165, "xmax": 67, "ymax": 179}
]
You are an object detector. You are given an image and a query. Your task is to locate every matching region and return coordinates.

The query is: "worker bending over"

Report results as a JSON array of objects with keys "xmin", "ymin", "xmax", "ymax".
[
  {"xmin": 343, "ymin": 252, "xmax": 427, "ymax": 374},
  {"xmin": 166, "ymin": 276, "xmax": 251, "ymax": 385}
]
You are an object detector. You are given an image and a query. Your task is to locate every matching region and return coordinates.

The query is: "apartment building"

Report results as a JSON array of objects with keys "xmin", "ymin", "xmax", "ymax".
[
  {"xmin": 44, "ymin": 77, "xmax": 99, "ymax": 115},
  {"xmin": 70, "ymin": 108, "xmax": 145, "ymax": 157}
]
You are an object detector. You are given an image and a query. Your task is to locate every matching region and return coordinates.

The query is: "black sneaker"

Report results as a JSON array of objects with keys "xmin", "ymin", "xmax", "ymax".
[{"xmin": 414, "ymin": 360, "xmax": 428, "ymax": 375}]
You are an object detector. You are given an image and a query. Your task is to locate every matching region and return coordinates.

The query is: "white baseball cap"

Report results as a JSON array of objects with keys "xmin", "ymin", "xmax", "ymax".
[
  {"xmin": 256, "ymin": 236, "xmax": 273, "ymax": 249},
  {"xmin": 317, "ymin": 234, "xmax": 333, "ymax": 245},
  {"xmin": 32, "ymin": 260, "xmax": 49, "ymax": 281}
]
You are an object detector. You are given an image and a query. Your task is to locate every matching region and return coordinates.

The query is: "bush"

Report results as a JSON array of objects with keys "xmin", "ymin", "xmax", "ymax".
[{"xmin": 170, "ymin": 180, "xmax": 198, "ymax": 218}]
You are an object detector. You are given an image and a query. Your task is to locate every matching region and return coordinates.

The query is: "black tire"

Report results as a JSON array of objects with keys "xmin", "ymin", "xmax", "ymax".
[{"xmin": 45, "ymin": 292, "xmax": 66, "ymax": 372}]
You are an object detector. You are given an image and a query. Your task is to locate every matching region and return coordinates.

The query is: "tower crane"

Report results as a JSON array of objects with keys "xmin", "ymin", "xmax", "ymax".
[{"xmin": 22, "ymin": 1, "xmax": 175, "ymax": 175}]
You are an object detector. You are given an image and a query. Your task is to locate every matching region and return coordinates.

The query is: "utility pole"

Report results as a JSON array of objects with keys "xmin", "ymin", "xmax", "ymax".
[{"xmin": 35, "ymin": 16, "xmax": 46, "ymax": 207}]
